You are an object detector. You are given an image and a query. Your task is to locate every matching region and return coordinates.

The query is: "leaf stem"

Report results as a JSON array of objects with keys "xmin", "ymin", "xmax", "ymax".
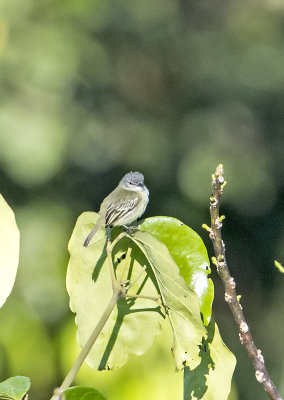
[
  {"xmin": 58, "ymin": 290, "xmax": 121, "ymax": 392},
  {"xmin": 207, "ymin": 164, "xmax": 282, "ymax": 400},
  {"xmin": 126, "ymin": 265, "xmax": 147, "ymax": 290},
  {"xmin": 107, "ymin": 239, "xmax": 119, "ymax": 291},
  {"xmin": 118, "ymin": 247, "xmax": 132, "ymax": 283},
  {"xmin": 106, "ymin": 232, "xmax": 127, "ymax": 290}
]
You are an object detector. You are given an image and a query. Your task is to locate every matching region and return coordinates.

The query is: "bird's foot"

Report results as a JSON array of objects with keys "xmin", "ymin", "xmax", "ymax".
[{"xmin": 122, "ymin": 225, "xmax": 138, "ymax": 235}]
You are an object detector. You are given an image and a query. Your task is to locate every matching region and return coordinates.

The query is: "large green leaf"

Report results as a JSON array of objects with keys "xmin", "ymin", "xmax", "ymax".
[
  {"xmin": 140, "ymin": 217, "xmax": 213, "ymax": 325},
  {"xmin": 0, "ymin": 194, "xmax": 20, "ymax": 308},
  {"xmin": 0, "ymin": 376, "xmax": 30, "ymax": 400},
  {"xmin": 129, "ymin": 230, "xmax": 207, "ymax": 370},
  {"xmin": 183, "ymin": 321, "xmax": 236, "ymax": 400},
  {"xmin": 63, "ymin": 386, "xmax": 107, "ymax": 400},
  {"xmin": 67, "ymin": 212, "xmax": 164, "ymax": 370}
]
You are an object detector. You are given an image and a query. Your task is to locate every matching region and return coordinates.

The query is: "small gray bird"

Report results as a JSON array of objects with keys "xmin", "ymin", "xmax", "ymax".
[{"xmin": 83, "ymin": 171, "xmax": 149, "ymax": 247}]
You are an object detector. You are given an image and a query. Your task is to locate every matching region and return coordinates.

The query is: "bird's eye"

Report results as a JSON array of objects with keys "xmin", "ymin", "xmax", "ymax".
[{"xmin": 129, "ymin": 181, "xmax": 133, "ymax": 185}]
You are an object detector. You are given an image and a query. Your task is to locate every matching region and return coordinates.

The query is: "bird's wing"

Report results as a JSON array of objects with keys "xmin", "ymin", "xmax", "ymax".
[{"xmin": 105, "ymin": 197, "xmax": 139, "ymax": 226}]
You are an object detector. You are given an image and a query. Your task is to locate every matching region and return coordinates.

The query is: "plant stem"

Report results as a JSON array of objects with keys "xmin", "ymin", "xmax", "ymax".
[
  {"xmin": 107, "ymin": 232, "xmax": 126, "ymax": 291},
  {"xmin": 126, "ymin": 265, "xmax": 147, "ymax": 290},
  {"xmin": 207, "ymin": 164, "xmax": 282, "ymax": 400},
  {"xmin": 118, "ymin": 247, "xmax": 132, "ymax": 283},
  {"xmin": 59, "ymin": 290, "xmax": 121, "ymax": 392},
  {"xmin": 107, "ymin": 239, "xmax": 119, "ymax": 291}
]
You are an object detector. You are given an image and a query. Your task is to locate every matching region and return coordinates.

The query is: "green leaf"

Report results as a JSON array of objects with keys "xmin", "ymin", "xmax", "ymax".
[
  {"xmin": 140, "ymin": 216, "xmax": 214, "ymax": 325},
  {"xmin": 63, "ymin": 386, "xmax": 107, "ymax": 400},
  {"xmin": 274, "ymin": 260, "xmax": 284, "ymax": 273},
  {"xmin": 183, "ymin": 321, "xmax": 236, "ymax": 400},
  {"xmin": 0, "ymin": 376, "xmax": 30, "ymax": 400},
  {"xmin": 129, "ymin": 230, "xmax": 207, "ymax": 370},
  {"xmin": 0, "ymin": 194, "xmax": 20, "ymax": 308},
  {"xmin": 66, "ymin": 212, "xmax": 164, "ymax": 370}
]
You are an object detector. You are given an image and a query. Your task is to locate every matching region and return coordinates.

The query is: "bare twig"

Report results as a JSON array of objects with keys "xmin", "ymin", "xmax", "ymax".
[
  {"xmin": 205, "ymin": 164, "xmax": 282, "ymax": 400},
  {"xmin": 58, "ymin": 290, "xmax": 120, "ymax": 392}
]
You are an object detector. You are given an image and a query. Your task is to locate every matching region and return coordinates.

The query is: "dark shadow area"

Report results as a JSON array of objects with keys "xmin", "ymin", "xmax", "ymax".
[
  {"xmin": 90, "ymin": 232, "xmax": 164, "ymax": 370},
  {"xmin": 92, "ymin": 238, "xmax": 108, "ymax": 283},
  {"xmin": 183, "ymin": 320, "xmax": 215, "ymax": 399},
  {"xmin": 98, "ymin": 296, "xmax": 163, "ymax": 370}
]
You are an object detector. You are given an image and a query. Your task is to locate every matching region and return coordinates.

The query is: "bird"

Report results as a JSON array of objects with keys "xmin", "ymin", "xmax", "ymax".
[{"xmin": 83, "ymin": 171, "xmax": 149, "ymax": 247}]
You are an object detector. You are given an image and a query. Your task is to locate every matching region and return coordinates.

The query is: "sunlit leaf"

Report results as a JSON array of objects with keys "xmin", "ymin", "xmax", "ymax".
[
  {"xmin": 274, "ymin": 260, "xmax": 284, "ymax": 274},
  {"xmin": 67, "ymin": 212, "xmax": 164, "ymax": 370},
  {"xmin": 0, "ymin": 194, "xmax": 20, "ymax": 308},
  {"xmin": 0, "ymin": 376, "xmax": 30, "ymax": 400},
  {"xmin": 63, "ymin": 386, "xmax": 107, "ymax": 400},
  {"xmin": 68, "ymin": 212, "xmax": 208, "ymax": 371},
  {"xmin": 129, "ymin": 230, "xmax": 207, "ymax": 370},
  {"xmin": 184, "ymin": 321, "xmax": 236, "ymax": 400},
  {"xmin": 140, "ymin": 216, "xmax": 214, "ymax": 325},
  {"xmin": 59, "ymin": 317, "xmax": 183, "ymax": 400}
]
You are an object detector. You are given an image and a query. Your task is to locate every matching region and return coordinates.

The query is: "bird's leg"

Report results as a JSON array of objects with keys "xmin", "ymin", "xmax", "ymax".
[
  {"xmin": 122, "ymin": 224, "xmax": 138, "ymax": 235},
  {"xmin": 106, "ymin": 226, "xmax": 112, "ymax": 241}
]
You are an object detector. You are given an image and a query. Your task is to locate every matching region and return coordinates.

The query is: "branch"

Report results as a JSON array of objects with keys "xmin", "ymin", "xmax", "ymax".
[
  {"xmin": 58, "ymin": 290, "xmax": 120, "ymax": 392},
  {"xmin": 205, "ymin": 164, "xmax": 282, "ymax": 400},
  {"xmin": 107, "ymin": 232, "xmax": 126, "ymax": 291}
]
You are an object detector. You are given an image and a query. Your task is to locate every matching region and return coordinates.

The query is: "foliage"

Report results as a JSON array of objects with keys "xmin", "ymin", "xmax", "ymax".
[
  {"xmin": 63, "ymin": 386, "xmax": 107, "ymax": 400},
  {"xmin": 140, "ymin": 217, "xmax": 214, "ymax": 325},
  {"xmin": 66, "ymin": 212, "xmax": 235, "ymax": 398},
  {"xmin": 130, "ymin": 229, "xmax": 206, "ymax": 370},
  {"xmin": 67, "ymin": 212, "xmax": 164, "ymax": 370},
  {"xmin": 0, "ymin": 376, "xmax": 30, "ymax": 400},
  {"xmin": 0, "ymin": 0, "xmax": 283, "ymax": 399},
  {"xmin": 0, "ymin": 195, "xmax": 20, "ymax": 308},
  {"xmin": 183, "ymin": 322, "xmax": 236, "ymax": 400}
]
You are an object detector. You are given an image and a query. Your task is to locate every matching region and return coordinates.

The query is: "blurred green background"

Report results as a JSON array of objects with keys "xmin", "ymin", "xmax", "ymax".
[{"xmin": 0, "ymin": 0, "xmax": 283, "ymax": 399}]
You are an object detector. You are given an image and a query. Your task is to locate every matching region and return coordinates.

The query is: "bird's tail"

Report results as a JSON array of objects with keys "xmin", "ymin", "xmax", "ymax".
[{"xmin": 83, "ymin": 217, "xmax": 104, "ymax": 247}]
